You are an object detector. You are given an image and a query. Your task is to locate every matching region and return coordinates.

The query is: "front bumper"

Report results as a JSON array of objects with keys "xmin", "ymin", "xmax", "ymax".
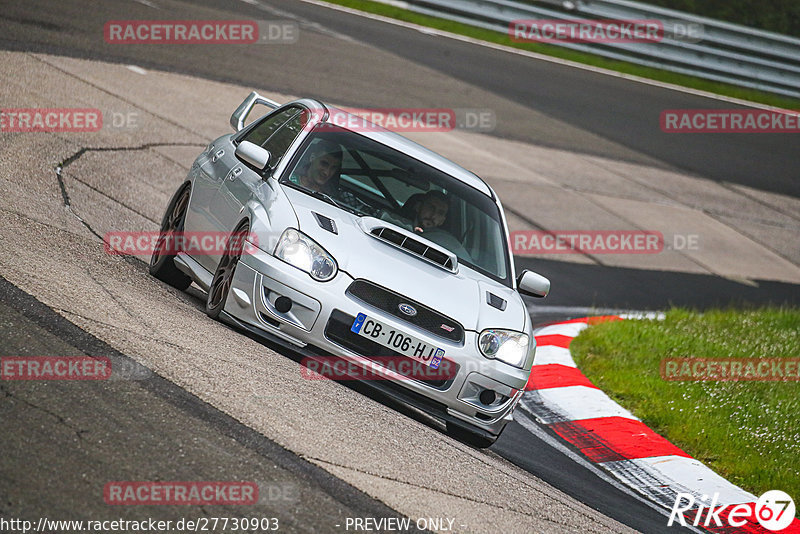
[{"xmin": 223, "ymin": 244, "xmax": 530, "ymax": 436}]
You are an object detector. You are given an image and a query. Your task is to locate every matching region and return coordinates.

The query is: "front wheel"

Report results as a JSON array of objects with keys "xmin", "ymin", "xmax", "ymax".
[
  {"xmin": 206, "ymin": 222, "xmax": 250, "ymax": 320},
  {"xmin": 149, "ymin": 183, "xmax": 192, "ymax": 290}
]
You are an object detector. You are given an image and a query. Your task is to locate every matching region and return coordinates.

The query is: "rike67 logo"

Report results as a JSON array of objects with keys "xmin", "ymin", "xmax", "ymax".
[{"xmin": 669, "ymin": 490, "xmax": 796, "ymax": 531}]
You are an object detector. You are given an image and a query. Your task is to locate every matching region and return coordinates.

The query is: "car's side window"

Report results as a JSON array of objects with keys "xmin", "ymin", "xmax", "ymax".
[
  {"xmin": 241, "ymin": 107, "xmax": 299, "ymax": 148},
  {"xmin": 240, "ymin": 106, "xmax": 309, "ymax": 168},
  {"xmin": 261, "ymin": 110, "xmax": 307, "ymax": 168}
]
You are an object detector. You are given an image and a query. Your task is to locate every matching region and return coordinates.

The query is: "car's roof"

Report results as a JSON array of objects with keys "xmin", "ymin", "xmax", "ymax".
[{"xmin": 295, "ymin": 99, "xmax": 494, "ymax": 199}]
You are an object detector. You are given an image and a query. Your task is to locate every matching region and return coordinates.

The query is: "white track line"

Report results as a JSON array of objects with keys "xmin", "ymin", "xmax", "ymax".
[
  {"xmin": 126, "ymin": 65, "xmax": 147, "ymax": 75},
  {"xmin": 533, "ymin": 385, "xmax": 639, "ymax": 424},
  {"xmin": 533, "ymin": 322, "xmax": 589, "ymax": 338},
  {"xmin": 529, "ymin": 305, "xmax": 665, "ymax": 320},
  {"xmin": 603, "ymin": 455, "xmax": 756, "ymax": 505},
  {"xmin": 531, "ymin": 345, "xmax": 575, "ymax": 367}
]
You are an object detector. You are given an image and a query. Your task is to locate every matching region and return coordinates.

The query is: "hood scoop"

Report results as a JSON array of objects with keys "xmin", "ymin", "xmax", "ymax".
[
  {"xmin": 370, "ymin": 227, "xmax": 455, "ymax": 271},
  {"xmin": 359, "ymin": 217, "xmax": 458, "ymax": 273},
  {"xmin": 313, "ymin": 212, "xmax": 337, "ymax": 234},
  {"xmin": 486, "ymin": 292, "xmax": 507, "ymax": 311}
]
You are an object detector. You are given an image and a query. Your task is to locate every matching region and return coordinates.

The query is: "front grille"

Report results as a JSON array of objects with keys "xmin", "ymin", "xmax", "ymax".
[
  {"xmin": 346, "ymin": 280, "xmax": 464, "ymax": 343},
  {"xmin": 324, "ymin": 310, "xmax": 458, "ymax": 389}
]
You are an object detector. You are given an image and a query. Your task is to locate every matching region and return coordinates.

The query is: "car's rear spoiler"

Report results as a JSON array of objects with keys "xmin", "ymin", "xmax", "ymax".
[{"xmin": 230, "ymin": 91, "xmax": 281, "ymax": 132}]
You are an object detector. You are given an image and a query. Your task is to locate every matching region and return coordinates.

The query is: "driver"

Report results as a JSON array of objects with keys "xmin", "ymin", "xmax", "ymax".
[{"xmin": 291, "ymin": 140, "xmax": 342, "ymax": 196}]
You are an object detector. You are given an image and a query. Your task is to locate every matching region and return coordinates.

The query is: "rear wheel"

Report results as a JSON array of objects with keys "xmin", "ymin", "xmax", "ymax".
[
  {"xmin": 206, "ymin": 222, "xmax": 250, "ymax": 320},
  {"xmin": 149, "ymin": 183, "xmax": 192, "ymax": 290}
]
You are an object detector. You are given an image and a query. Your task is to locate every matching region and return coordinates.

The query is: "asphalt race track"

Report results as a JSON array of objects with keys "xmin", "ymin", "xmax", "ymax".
[
  {"xmin": 1, "ymin": 1, "xmax": 798, "ymax": 533},
  {"xmin": 3, "ymin": 0, "xmax": 798, "ymax": 197},
  {"xmin": 0, "ymin": 276, "xmax": 420, "ymax": 532}
]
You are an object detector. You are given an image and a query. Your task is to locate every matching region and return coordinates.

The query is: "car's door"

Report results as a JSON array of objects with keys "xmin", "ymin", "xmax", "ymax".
[
  {"xmin": 185, "ymin": 106, "xmax": 303, "ymax": 271},
  {"xmin": 184, "ymin": 137, "xmax": 235, "ymax": 259},
  {"xmin": 208, "ymin": 106, "xmax": 308, "ymax": 268}
]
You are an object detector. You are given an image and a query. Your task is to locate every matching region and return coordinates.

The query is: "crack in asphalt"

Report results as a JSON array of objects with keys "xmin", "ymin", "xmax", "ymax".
[
  {"xmin": 47, "ymin": 143, "xmax": 210, "ymax": 357},
  {"xmin": 56, "ymin": 308, "xmax": 190, "ymax": 353},
  {"xmin": 83, "ymin": 268, "xmax": 150, "ymax": 335},
  {"xmin": 68, "ymin": 173, "xmax": 161, "ymax": 224},
  {"xmin": 0, "ymin": 382, "xmax": 90, "ymax": 441},
  {"xmin": 54, "ymin": 142, "xmax": 204, "ymax": 254}
]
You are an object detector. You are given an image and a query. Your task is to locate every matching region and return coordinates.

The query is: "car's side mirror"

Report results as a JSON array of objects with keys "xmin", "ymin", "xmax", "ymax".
[
  {"xmin": 517, "ymin": 270, "xmax": 550, "ymax": 298},
  {"xmin": 235, "ymin": 141, "xmax": 271, "ymax": 171},
  {"xmin": 230, "ymin": 91, "xmax": 281, "ymax": 132}
]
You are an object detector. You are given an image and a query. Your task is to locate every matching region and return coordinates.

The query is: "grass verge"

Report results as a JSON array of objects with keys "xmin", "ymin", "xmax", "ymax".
[
  {"xmin": 322, "ymin": 0, "xmax": 800, "ymax": 110},
  {"xmin": 569, "ymin": 307, "xmax": 800, "ymax": 500}
]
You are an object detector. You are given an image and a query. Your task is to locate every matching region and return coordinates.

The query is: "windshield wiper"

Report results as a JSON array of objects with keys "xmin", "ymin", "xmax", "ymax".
[{"xmin": 293, "ymin": 184, "xmax": 361, "ymax": 216}]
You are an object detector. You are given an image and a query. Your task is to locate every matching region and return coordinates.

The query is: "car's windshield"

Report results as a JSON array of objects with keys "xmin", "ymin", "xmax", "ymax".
[{"xmin": 280, "ymin": 126, "xmax": 511, "ymax": 285}]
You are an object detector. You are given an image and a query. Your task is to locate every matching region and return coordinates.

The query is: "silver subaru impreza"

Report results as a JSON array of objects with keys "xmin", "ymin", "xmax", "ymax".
[{"xmin": 150, "ymin": 92, "xmax": 550, "ymax": 447}]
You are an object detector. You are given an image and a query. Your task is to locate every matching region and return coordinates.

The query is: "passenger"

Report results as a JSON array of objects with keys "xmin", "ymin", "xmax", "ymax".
[
  {"xmin": 412, "ymin": 190, "xmax": 449, "ymax": 233},
  {"xmin": 406, "ymin": 191, "xmax": 472, "ymax": 261}
]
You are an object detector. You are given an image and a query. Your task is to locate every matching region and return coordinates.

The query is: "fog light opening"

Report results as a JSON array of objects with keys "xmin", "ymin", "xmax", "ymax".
[
  {"xmin": 274, "ymin": 296, "xmax": 293, "ymax": 313},
  {"xmin": 479, "ymin": 389, "xmax": 497, "ymax": 406}
]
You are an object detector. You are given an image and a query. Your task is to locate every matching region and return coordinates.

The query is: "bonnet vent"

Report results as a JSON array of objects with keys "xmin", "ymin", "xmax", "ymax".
[
  {"xmin": 313, "ymin": 212, "xmax": 337, "ymax": 234},
  {"xmin": 486, "ymin": 292, "xmax": 507, "ymax": 311}
]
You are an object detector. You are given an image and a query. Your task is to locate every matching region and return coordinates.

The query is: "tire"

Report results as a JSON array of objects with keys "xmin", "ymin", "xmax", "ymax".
[
  {"xmin": 206, "ymin": 222, "xmax": 250, "ymax": 320},
  {"xmin": 149, "ymin": 183, "xmax": 192, "ymax": 290},
  {"xmin": 446, "ymin": 422, "xmax": 499, "ymax": 449}
]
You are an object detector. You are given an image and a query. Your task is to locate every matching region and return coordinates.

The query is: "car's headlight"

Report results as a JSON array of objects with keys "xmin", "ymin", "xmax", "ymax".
[
  {"xmin": 274, "ymin": 228, "xmax": 337, "ymax": 282},
  {"xmin": 478, "ymin": 329, "xmax": 530, "ymax": 368}
]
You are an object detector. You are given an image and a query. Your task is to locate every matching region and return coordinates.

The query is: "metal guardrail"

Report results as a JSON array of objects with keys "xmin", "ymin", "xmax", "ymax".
[{"xmin": 386, "ymin": 0, "xmax": 800, "ymax": 99}]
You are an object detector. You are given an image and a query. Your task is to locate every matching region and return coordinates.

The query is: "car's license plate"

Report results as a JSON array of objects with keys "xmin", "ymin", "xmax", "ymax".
[{"xmin": 351, "ymin": 313, "xmax": 444, "ymax": 369}]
